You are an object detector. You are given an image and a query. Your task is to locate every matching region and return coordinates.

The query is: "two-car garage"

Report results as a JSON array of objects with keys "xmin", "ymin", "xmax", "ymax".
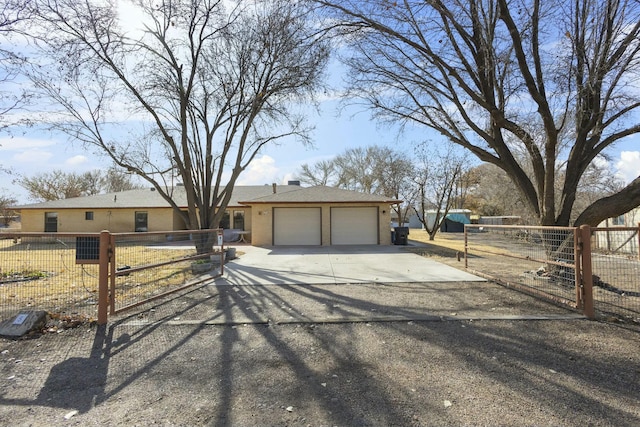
[
  {"xmin": 273, "ymin": 206, "xmax": 380, "ymax": 246},
  {"xmin": 242, "ymin": 185, "xmax": 399, "ymax": 246}
]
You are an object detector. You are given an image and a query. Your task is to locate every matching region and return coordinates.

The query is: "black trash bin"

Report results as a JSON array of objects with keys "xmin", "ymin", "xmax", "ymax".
[{"xmin": 394, "ymin": 226, "xmax": 409, "ymax": 245}]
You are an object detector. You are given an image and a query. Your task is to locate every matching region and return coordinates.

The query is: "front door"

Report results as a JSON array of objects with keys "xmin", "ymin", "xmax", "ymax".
[{"xmin": 44, "ymin": 212, "xmax": 58, "ymax": 232}]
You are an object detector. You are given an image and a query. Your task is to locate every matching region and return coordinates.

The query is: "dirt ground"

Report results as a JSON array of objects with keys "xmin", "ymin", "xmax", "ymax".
[
  {"xmin": 1, "ymin": 234, "xmax": 639, "ymax": 426},
  {"xmin": 1, "ymin": 276, "xmax": 639, "ymax": 426}
]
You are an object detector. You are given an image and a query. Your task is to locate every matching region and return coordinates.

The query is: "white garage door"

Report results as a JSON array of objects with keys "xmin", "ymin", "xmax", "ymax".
[
  {"xmin": 331, "ymin": 207, "xmax": 379, "ymax": 245},
  {"xmin": 273, "ymin": 207, "xmax": 322, "ymax": 245}
]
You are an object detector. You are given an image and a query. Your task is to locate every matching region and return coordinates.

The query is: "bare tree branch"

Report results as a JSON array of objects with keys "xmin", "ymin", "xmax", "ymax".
[
  {"xmin": 316, "ymin": 0, "xmax": 640, "ymax": 226},
  {"xmin": 22, "ymin": 0, "xmax": 328, "ymax": 241}
]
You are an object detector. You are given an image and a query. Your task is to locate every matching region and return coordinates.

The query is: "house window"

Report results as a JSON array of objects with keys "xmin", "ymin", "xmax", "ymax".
[
  {"xmin": 135, "ymin": 211, "xmax": 148, "ymax": 232},
  {"xmin": 612, "ymin": 215, "xmax": 625, "ymax": 226},
  {"xmin": 233, "ymin": 210, "xmax": 245, "ymax": 230},
  {"xmin": 44, "ymin": 212, "xmax": 58, "ymax": 232},
  {"xmin": 220, "ymin": 212, "xmax": 230, "ymax": 229},
  {"xmin": 85, "ymin": 211, "xmax": 94, "ymax": 221}
]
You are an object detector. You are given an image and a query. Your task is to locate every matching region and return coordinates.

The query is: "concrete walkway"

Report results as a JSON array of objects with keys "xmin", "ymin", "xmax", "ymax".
[{"xmin": 220, "ymin": 245, "xmax": 485, "ymax": 286}]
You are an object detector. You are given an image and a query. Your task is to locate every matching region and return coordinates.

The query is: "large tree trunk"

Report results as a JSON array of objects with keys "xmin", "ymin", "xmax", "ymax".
[{"xmin": 574, "ymin": 176, "xmax": 640, "ymax": 227}]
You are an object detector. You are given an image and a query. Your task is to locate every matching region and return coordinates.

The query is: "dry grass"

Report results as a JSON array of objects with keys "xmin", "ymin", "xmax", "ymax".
[
  {"xmin": 406, "ymin": 228, "xmax": 511, "ymax": 265},
  {"xmin": 0, "ymin": 238, "xmax": 207, "ymax": 318}
]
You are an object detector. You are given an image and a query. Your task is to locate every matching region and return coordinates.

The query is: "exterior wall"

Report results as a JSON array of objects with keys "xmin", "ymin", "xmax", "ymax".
[
  {"xmin": 172, "ymin": 210, "xmax": 188, "ymax": 230},
  {"xmin": 379, "ymin": 206, "xmax": 393, "ymax": 245},
  {"xmin": 595, "ymin": 208, "xmax": 640, "ymax": 254},
  {"xmin": 20, "ymin": 206, "xmax": 251, "ymax": 233},
  {"xmin": 21, "ymin": 202, "xmax": 392, "ymax": 244},
  {"xmin": 249, "ymin": 203, "xmax": 393, "ymax": 246},
  {"xmin": 250, "ymin": 204, "xmax": 274, "ymax": 246},
  {"xmin": 20, "ymin": 208, "xmax": 174, "ymax": 233},
  {"xmin": 242, "ymin": 208, "xmax": 252, "ymax": 231}
]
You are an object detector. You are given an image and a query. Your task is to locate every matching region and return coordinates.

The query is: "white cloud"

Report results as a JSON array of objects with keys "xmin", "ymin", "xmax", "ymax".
[
  {"xmin": 0, "ymin": 137, "xmax": 55, "ymax": 151},
  {"xmin": 615, "ymin": 151, "xmax": 640, "ymax": 184},
  {"xmin": 237, "ymin": 155, "xmax": 281, "ymax": 185},
  {"xmin": 12, "ymin": 149, "xmax": 53, "ymax": 164},
  {"xmin": 65, "ymin": 155, "xmax": 89, "ymax": 166},
  {"xmin": 282, "ymin": 172, "xmax": 297, "ymax": 184}
]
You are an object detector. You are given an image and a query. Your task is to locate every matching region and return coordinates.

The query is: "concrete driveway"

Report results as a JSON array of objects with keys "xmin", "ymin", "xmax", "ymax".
[{"xmin": 220, "ymin": 245, "xmax": 485, "ymax": 286}]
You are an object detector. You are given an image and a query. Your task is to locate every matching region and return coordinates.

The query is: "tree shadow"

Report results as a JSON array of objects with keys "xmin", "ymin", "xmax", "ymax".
[{"xmin": 0, "ymin": 266, "xmax": 638, "ymax": 425}]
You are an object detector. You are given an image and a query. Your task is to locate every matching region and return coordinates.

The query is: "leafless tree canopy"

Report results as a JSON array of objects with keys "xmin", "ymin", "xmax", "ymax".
[
  {"xmin": 0, "ymin": 194, "xmax": 17, "ymax": 227},
  {"xmin": 297, "ymin": 144, "xmax": 469, "ymax": 229},
  {"xmin": 316, "ymin": 0, "xmax": 640, "ymax": 226},
  {"xmin": 298, "ymin": 145, "xmax": 414, "ymax": 196},
  {"xmin": 18, "ymin": 168, "xmax": 143, "ymax": 202},
  {"xmin": 0, "ymin": 0, "xmax": 32, "ymax": 130},
  {"xmin": 412, "ymin": 145, "xmax": 467, "ymax": 240},
  {"xmin": 24, "ymin": 0, "xmax": 328, "ymax": 230}
]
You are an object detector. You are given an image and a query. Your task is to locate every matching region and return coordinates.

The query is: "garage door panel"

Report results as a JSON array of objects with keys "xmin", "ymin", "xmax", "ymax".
[
  {"xmin": 331, "ymin": 207, "xmax": 378, "ymax": 245},
  {"xmin": 274, "ymin": 207, "xmax": 321, "ymax": 245}
]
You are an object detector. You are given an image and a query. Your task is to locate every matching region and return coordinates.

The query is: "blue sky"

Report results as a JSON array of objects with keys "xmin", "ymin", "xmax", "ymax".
[
  {"xmin": 1, "ymin": 1, "xmax": 639, "ymax": 204},
  {"xmin": 0, "ymin": 97, "xmax": 417, "ymax": 203},
  {"xmin": 1, "ymin": 91, "xmax": 639, "ymax": 204}
]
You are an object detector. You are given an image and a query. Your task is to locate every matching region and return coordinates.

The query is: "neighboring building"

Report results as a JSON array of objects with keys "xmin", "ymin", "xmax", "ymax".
[
  {"xmin": 594, "ymin": 208, "xmax": 640, "ymax": 254},
  {"xmin": 14, "ymin": 184, "xmax": 399, "ymax": 246},
  {"xmin": 390, "ymin": 207, "xmax": 422, "ymax": 228},
  {"xmin": 478, "ymin": 216, "xmax": 522, "ymax": 225},
  {"xmin": 423, "ymin": 209, "xmax": 472, "ymax": 232}
]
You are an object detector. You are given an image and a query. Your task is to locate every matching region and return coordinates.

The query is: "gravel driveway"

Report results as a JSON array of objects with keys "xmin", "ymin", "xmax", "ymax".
[{"xmin": 1, "ymin": 277, "xmax": 639, "ymax": 426}]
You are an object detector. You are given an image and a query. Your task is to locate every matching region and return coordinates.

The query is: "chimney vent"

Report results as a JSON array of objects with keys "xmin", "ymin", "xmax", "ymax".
[{"xmin": 272, "ymin": 183, "xmax": 277, "ymax": 194}]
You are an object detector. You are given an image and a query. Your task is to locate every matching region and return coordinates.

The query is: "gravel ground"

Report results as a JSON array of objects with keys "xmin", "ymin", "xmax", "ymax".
[{"xmin": 1, "ymin": 281, "xmax": 639, "ymax": 426}]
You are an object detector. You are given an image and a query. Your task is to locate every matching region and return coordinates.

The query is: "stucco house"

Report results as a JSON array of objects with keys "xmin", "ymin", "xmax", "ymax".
[{"xmin": 15, "ymin": 183, "xmax": 400, "ymax": 246}]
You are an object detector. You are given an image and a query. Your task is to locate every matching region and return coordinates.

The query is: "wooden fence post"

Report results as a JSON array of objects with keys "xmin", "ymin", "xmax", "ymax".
[
  {"xmin": 464, "ymin": 226, "xmax": 468, "ymax": 269},
  {"xmin": 574, "ymin": 228, "xmax": 582, "ymax": 311},
  {"xmin": 579, "ymin": 225, "xmax": 595, "ymax": 319},
  {"xmin": 98, "ymin": 230, "xmax": 111, "ymax": 325},
  {"xmin": 109, "ymin": 233, "xmax": 116, "ymax": 315}
]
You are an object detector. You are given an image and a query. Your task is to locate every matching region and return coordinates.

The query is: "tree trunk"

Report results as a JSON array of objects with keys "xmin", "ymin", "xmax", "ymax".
[{"xmin": 574, "ymin": 176, "xmax": 640, "ymax": 226}]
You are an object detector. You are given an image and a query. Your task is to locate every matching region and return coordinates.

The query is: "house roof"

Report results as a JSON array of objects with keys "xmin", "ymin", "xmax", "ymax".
[
  {"xmin": 14, "ymin": 184, "xmax": 399, "ymax": 210},
  {"xmin": 239, "ymin": 185, "xmax": 401, "ymax": 204},
  {"xmin": 15, "ymin": 185, "xmax": 302, "ymax": 210}
]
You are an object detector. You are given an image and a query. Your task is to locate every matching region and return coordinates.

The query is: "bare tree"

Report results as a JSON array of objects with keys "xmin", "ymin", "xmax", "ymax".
[
  {"xmin": 333, "ymin": 146, "xmax": 382, "ymax": 194},
  {"xmin": 100, "ymin": 167, "xmax": 143, "ymax": 193},
  {"xmin": 24, "ymin": 0, "xmax": 328, "ymax": 240},
  {"xmin": 17, "ymin": 168, "xmax": 140, "ymax": 201},
  {"xmin": 298, "ymin": 159, "xmax": 337, "ymax": 186},
  {"xmin": 0, "ymin": 194, "xmax": 17, "ymax": 227},
  {"xmin": 19, "ymin": 170, "xmax": 86, "ymax": 201},
  {"xmin": 465, "ymin": 163, "xmax": 535, "ymax": 222},
  {"xmin": 316, "ymin": 0, "xmax": 640, "ymax": 227},
  {"xmin": 412, "ymin": 145, "xmax": 466, "ymax": 240},
  {"xmin": 370, "ymin": 147, "xmax": 415, "ymax": 226},
  {"xmin": 0, "ymin": 0, "xmax": 30, "ymax": 123},
  {"xmin": 297, "ymin": 146, "xmax": 415, "ymax": 215}
]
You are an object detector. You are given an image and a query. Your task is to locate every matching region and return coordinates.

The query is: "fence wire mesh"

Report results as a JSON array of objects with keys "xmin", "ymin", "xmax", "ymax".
[
  {"xmin": 464, "ymin": 225, "xmax": 578, "ymax": 307},
  {"xmin": 590, "ymin": 227, "xmax": 640, "ymax": 321},
  {"xmin": 110, "ymin": 229, "xmax": 224, "ymax": 313},
  {"xmin": 0, "ymin": 233, "xmax": 100, "ymax": 322}
]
